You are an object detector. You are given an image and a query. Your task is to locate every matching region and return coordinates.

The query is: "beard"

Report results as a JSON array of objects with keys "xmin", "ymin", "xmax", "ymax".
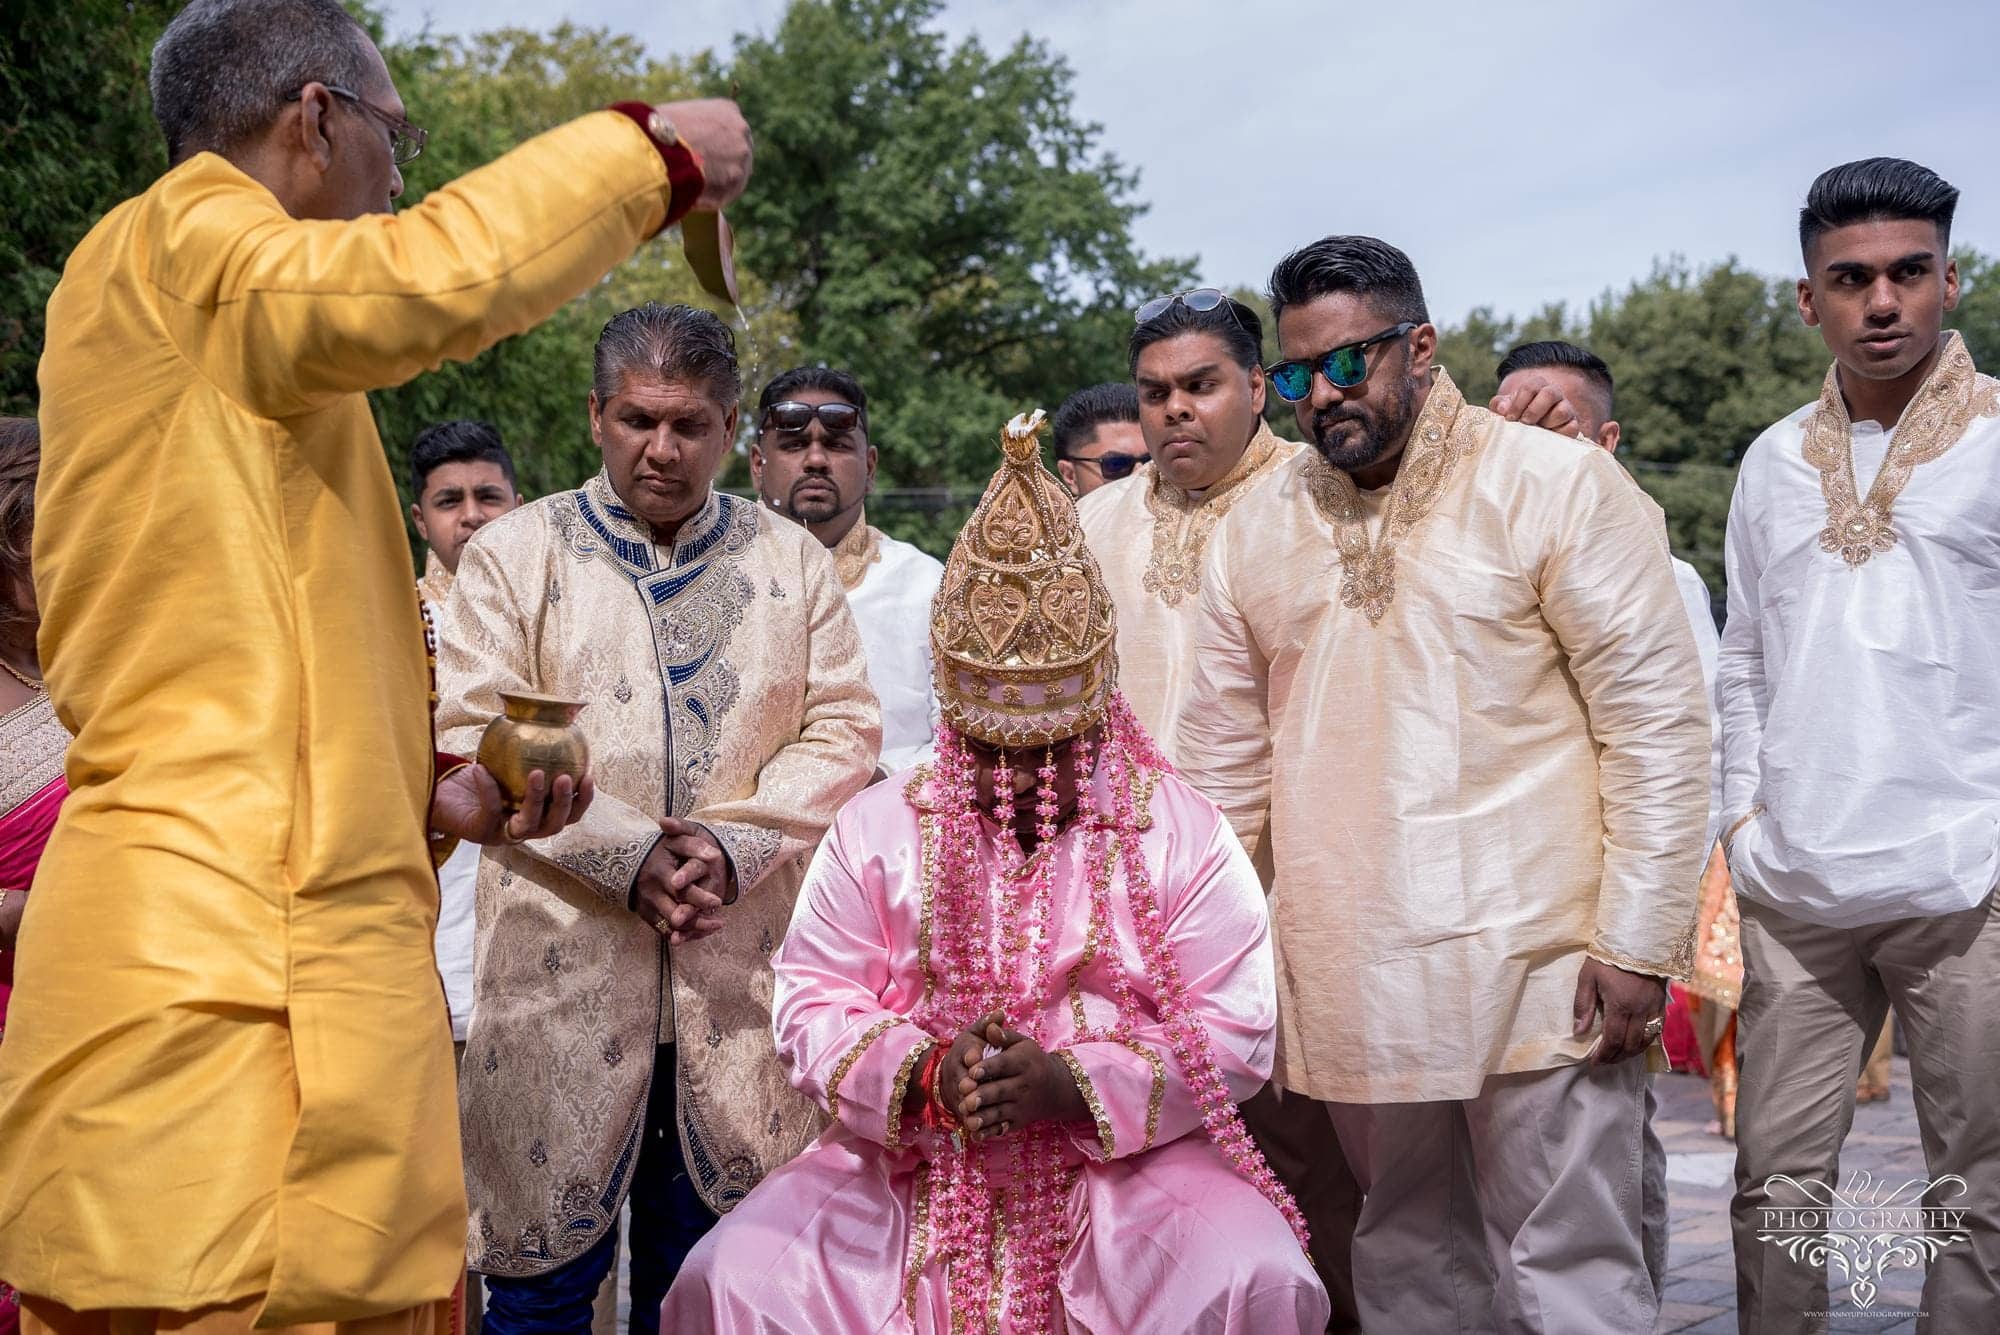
[
  {"xmin": 1309, "ymin": 372, "xmax": 1418, "ymax": 475},
  {"xmin": 784, "ymin": 477, "xmax": 850, "ymax": 524}
]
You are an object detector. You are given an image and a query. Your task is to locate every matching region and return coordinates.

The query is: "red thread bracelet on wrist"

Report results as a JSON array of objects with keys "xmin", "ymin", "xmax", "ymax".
[{"xmin": 917, "ymin": 1043, "xmax": 951, "ymax": 1134}]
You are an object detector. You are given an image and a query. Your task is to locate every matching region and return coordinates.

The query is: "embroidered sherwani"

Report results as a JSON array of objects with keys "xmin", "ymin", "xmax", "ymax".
[
  {"xmin": 1, "ymin": 110, "xmax": 678, "ymax": 1322},
  {"xmin": 434, "ymin": 473, "xmax": 879, "ymax": 1276},
  {"xmin": 1077, "ymin": 424, "xmax": 1299, "ymax": 762},
  {"xmin": 829, "ymin": 514, "xmax": 944, "ymax": 773},
  {"xmin": 661, "ymin": 766, "xmax": 1328, "ymax": 1333},
  {"xmin": 1177, "ymin": 371, "xmax": 1709, "ymax": 1105}
]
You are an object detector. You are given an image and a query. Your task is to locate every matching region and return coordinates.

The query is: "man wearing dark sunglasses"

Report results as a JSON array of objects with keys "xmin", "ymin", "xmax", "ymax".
[
  {"xmin": 1, "ymin": 0, "xmax": 758, "ymax": 1328},
  {"xmin": 1177, "ymin": 235, "xmax": 1709, "ymax": 1332},
  {"xmin": 1051, "ymin": 383, "xmax": 1148, "ymax": 497},
  {"xmin": 750, "ymin": 367, "xmax": 943, "ymax": 777}
]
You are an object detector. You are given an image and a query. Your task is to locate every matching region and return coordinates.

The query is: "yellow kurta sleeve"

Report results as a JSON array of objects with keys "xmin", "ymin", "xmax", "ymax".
[
  {"xmin": 151, "ymin": 111, "xmax": 672, "ymax": 419},
  {"xmin": 694, "ymin": 540, "xmax": 881, "ymax": 896},
  {"xmin": 435, "ymin": 519, "xmax": 665, "ymax": 906},
  {"xmin": 1174, "ymin": 518, "xmax": 1277, "ymax": 862},
  {"xmin": 1533, "ymin": 448, "xmax": 1709, "ymax": 978}
]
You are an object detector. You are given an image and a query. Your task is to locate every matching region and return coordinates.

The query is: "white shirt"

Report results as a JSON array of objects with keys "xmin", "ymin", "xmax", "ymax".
[
  {"xmin": 423, "ymin": 586, "xmax": 478, "ymax": 1043},
  {"xmin": 1670, "ymin": 556, "xmax": 1722, "ymax": 853},
  {"xmin": 847, "ymin": 532, "xmax": 944, "ymax": 773},
  {"xmin": 1719, "ymin": 363, "xmax": 2000, "ymax": 927}
]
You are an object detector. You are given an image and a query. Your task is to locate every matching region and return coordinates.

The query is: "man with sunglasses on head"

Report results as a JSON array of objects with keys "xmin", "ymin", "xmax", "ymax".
[
  {"xmin": 0, "ymin": 0, "xmax": 753, "ymax": 1328},
  {"xmin": 1177, "ymin": 236, "xmax": 1709, "ymax": 1332},
  {"xmin": 751, "ymin": 367, "xmax": 944, "ymax": 776},
  {"xmin": 1078, "ymin": 292, "xmax": 1371, "ymax": 1327},
  {"xmin": 1051, "ymin": 383, "xmax": 1148, "ymax": 497},
  {"xmin": 1077, "ymin": 291, "xmax": 1300, "ymax": 758}
]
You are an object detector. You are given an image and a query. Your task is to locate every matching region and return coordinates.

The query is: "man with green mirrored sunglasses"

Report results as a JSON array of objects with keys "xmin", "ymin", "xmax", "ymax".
[{"xmin": 1177, "ymin": 233, "xmax": 1708, "ymax": 1333}]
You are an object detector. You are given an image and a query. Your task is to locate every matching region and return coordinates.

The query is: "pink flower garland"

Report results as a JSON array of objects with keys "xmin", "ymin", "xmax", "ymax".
[{"xmin": 913, "ymin": 695, "xmax": 1306, "ymax": 1333}]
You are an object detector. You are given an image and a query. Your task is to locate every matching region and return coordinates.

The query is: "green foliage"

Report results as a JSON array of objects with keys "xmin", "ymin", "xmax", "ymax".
[
  {"xmin": 369, "ymin": 22, "xmax": 797, "ymax": 504},
  {"xmin": 1, "ymin": 0, "xmax": 179, "ymax": 417},
  {"xmin": 694, "ymin": 0, "xmax": 1192, "ymax": 549}
]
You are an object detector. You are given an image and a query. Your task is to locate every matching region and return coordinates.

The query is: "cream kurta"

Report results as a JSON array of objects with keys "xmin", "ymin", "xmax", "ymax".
[
  {"xmin": 1078, "ymin": 424, "xmax": 1299, "ymax": 762},
  {"xmin": 1177, "ymin": 372, "xmax": 1708, "ymax": 1104},
  {"xmin": 1, "ymin": 112, "xmax": 675, "ymax": 1320},
  {"xmin": 435, "ymin": 472, "xmax": 878, "ymax": 1277}
]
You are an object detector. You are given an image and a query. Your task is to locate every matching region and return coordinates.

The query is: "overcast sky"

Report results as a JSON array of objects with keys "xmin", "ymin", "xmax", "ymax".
[{"xmin": 381, "ymin": 0, "xmax": 2000, "ymax": 325}]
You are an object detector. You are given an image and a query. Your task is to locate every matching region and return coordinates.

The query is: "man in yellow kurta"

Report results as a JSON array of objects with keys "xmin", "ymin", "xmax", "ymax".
[
  {"xmin": 1178, "ymin": 236, "xmax": 1709, "ymax": 1332},
  {"xmin": 1076, "ymin": 292, "xmax": 1299, "ymax": 764},
  {"xmin": 0, "ymin": 0, "xmax": 751, "ymax": 1327},
  {"xmin": 434, "ymin": 304, "xmax": 879, "ymax": 1331}
]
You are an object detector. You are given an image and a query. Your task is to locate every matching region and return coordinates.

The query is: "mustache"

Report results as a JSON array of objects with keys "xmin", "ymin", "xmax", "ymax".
[{"xmin": 1311, "ymin": 408, "xmax": 1369, "ymax": 438}]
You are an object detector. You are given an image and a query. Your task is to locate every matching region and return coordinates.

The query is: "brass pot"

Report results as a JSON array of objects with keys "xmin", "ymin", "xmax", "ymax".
[{"xmin": 477, "ymin": 691, "xmax": 589, "ymax": 810}]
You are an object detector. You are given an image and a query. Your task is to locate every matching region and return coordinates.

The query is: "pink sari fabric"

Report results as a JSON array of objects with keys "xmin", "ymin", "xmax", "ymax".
[
  {"xmin": 661, "ymin": 765, "xmax": 1328, "ymax": 1333},
  {"xmin": 0, "ymin": 690, "xmax": 69, "ymax": 1333}
]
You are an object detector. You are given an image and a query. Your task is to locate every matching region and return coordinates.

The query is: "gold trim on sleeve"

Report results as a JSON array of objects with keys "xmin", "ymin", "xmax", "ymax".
[
  {"xmin": 1055, "ymin": 1049, "xmax": 1116, "ymax": 1160},
  {"xmin": 826, "ymin": 1016, "xmax": 900, "ymax": 1121},
  {"xmin": 885, "ymin": 1036, "xmax": 935, "ymax": 1154},
  {"xmin": 1113, "ymin": 1037, "xmax": 1167, "ymax": 1151}
]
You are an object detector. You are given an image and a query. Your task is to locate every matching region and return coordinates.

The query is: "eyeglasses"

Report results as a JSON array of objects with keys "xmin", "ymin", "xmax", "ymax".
[
  {"xmin": 1265, "ymin": 322, "xmax": 1418, "ymax": 402},
  {"xmin": 286, "ymin": 84, "xmax": 428, "ymax": 165},
  {"xmin": 1070, "ymin": 451, "xmax": 1148, "ymax": 481},
  {"xmin": 761, "ymin": 400, "xmax": 863, "ymax": 435},
  {"xmin": 1135, "ymin": 287, "xmax": 1229, "ymax": 324}
]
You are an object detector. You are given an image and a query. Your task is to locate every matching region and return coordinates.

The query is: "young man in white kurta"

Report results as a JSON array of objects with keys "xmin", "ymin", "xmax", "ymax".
[
  {"xmin": 751, "ymin": 368, "xmax": 942, "ymax": 774},
  {"xmin": 1720, "ymin": 158, "xmax": 2000, "ymax": 1334}
]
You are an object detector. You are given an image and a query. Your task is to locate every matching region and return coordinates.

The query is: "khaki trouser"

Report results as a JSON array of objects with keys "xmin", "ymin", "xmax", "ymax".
[
  {"xmin": 1241, "ymin": 1083, "xmax": 1364, "ymax": 1333},
  {"xmin": 1327, "ymin": 1060, "xmax": 1652, "ymax": 1334},
  {"xmin": 1732, "ymin": 892, "xmax": 2000, "ymax": 1335}
]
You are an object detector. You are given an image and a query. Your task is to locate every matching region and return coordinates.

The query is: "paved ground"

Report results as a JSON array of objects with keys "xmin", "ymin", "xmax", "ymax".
[
  {"xmin": 1656, "ymin": 1057, "xmax": 1927, "ymax": 1334},
  {"xmin": 599, "ymin": 1061, "xmax": 1931, "ymax": 1332}
]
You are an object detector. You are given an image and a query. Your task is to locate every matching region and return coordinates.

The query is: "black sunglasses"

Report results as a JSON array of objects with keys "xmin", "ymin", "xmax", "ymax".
[
  {"xmin": 286, "ymin": 84, "xmax": 427, "ymax": 165},
  {"xmin": 1266, "ymin": 322, "xmax": 1418, "ymax": 402},
  {"xmin": 1071, "ymin": 451, "xmax": 1147, "ymax": 481},
  {"xmin": 761, "ymin": 400, "xmax": 863, "ymax": 435}
]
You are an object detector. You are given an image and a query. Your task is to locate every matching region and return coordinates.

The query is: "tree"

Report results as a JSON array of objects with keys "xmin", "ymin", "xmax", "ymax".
[
  {"xmin": 1, "ymin": 0, "xmax": 179, "ymax": 418},
  {"xmin": 371, "ymin": 22, "xmax": 797, "ymax": 504},
  {"xmin": 697, "ymin": 0, "xmax": 1191, "ymax": 548}
]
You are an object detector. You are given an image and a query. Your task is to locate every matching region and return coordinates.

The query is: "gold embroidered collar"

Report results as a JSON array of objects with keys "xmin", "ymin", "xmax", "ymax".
[
  {"xmin": 830, "ymin": 510, "xmax": 884, "ymax": 591},
  {"xmin": 1302, "ymin": 368, "xmax": 1490, "ymax": 623},
  {"xmin": 1802, "ymin": 332, "xmax": 1999, "ymax": 567},
  {"xmin": 416, "ymin": 550, "xmax": 454, "ymax": 608},
  {"xmin": 1140, "ymin": 423, "xmax": 1286, "ymax": 608}
]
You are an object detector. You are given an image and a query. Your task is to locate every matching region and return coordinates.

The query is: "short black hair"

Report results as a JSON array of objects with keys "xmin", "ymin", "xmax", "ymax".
[
  {"xmin": 150, "ymin": 0, "xmax": 378, "ymax": 163},
  {"xmin": 1128, "ymin": 296, "xmax": 1264, "ymax": 376},
  {"xmin": 1800, "ymin": 158, "xmax": 1960, "ymax": 260},
  {"xmin": 410, "ymin": 420, "xmax": 516, "ymax": 498},
  {"xmin": 1495, "ymin": 340, "xmax": 1615, "ymax": 418},
  {"xmin": 1266, "ymin": 235, "xmax": 1430, "ymax": 328},
  {"xmin": 758, "ymin": 366, "xmax": 868, "ymax": 429},
  {"xmin": 1051, "ymin": 384, "xmax": 1141, "ymax": 461},
  {"xmin": 592, "ymin": 303, "xmax": 741, "ymax": 406}
]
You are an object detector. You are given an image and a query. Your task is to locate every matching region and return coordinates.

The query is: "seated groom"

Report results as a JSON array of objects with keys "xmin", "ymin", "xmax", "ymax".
[{"xmin": 662, "ymin": 411, "xmax": 1329, "ymax": 1334}]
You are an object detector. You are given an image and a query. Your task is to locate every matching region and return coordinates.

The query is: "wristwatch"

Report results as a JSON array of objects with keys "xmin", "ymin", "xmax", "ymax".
[{"xmin": 610, "ymin": 102, "xmax": 706, "ymax": 230}]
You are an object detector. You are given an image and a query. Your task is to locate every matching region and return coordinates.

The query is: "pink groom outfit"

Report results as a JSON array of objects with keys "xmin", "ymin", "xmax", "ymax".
[{"xmin": 662, "ymin": 765, "xmax": 1329, "ymax": 1333}]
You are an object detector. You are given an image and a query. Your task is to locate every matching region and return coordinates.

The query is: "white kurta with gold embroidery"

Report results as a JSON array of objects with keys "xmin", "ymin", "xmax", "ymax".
[
  {"xmin": 1177, "ymin": 372, "xmax": 1709, "ymax": 1104},
  {"xmin": 434, "ymin": 473, "xmax": 879, "ymax": 1275},
  {"xmin": 1720, "ymin": 333, "xmax": 2000, "ymax": 927},
  {"xmin": 1078, "ymin": 424, "xmax": 1299, "ymax": 763}
]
